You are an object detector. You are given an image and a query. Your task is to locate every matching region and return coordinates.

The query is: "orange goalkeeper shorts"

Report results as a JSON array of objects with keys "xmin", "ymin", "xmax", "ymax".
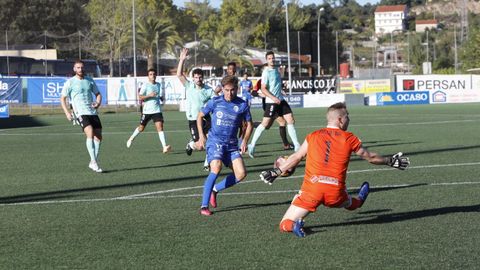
[{"xmin": 292, "ymin": 184, "xmax": 350, "ymax": 212}]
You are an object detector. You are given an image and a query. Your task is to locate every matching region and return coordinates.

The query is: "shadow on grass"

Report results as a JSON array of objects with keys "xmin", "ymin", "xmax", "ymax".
[
  {"xmin": 0, "ymin": 116, "xmax": 48, "ymax": 129},
  {"xmin": 215, "ymin": 200, "xmax": 291, "ymax": 213},
  {"xmin": 307, "ymin": 204, "xmax": 480, "ymax": 234}
]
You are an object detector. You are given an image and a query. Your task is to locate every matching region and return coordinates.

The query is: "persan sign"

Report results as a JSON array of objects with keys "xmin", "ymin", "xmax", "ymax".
[
  {"xmin": 376, "ymin": 91, "xmax": 430, "ymax": 106},
  {"xmin": 397, "ymin": 75, "xmax": 472, "ymax": 92}
]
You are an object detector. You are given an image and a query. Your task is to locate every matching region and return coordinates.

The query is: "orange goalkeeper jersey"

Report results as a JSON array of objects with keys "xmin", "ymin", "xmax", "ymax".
[{"xmin": 303, "ymin": 128, "xmax": 362, "ymax": 189}]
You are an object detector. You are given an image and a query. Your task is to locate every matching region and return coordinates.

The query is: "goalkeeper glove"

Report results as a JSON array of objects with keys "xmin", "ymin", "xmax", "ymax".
[
  {"xmin": 260, "ymin": 168, "xmax": 282, "ymax": 185},
  {"xmin": 386, "ymin": 152, "xmax": 410, "ymax": 170}
]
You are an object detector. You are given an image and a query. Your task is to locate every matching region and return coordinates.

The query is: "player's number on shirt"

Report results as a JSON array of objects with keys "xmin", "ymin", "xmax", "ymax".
[{"xmin": 324, "ymin": 141, "xmax": 331, "ymax": 164}]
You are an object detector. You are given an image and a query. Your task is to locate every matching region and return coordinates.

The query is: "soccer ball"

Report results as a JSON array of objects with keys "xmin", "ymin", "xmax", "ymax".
[{"xmin": 274, "ymin": 155, "xmax": 296, "ymax": 177}]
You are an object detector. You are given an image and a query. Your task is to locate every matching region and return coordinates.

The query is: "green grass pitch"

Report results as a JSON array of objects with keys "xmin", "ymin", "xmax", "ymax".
[{"xmin": 1, "ymin": 104, "xmax": 479, "ymax": 269}]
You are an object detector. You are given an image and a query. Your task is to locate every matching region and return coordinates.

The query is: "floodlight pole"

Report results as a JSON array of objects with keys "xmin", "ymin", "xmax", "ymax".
[
  {"xmin": 132, "ymin": 0, "xmax": 137, "ymax": 77},
  {"xmin": 285, "ymin": 2, "xmax": 292, "ymax": 95},
  {"xmin": 317, "ymin": 7, "xmax": 324, "ymax": 77}
]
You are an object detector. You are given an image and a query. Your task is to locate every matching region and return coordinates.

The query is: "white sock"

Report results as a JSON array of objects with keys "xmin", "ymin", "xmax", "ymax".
[
  {"xmin": 189, "ymin": 140, "xmax": 197, "ymax": 150},
  {"xmin": 130, "ymin": 128, "xmax": 140, "ymax": 140},
  {"xmin": 204, "ymin": 155, "xmax": 209, "ymax": 167},
  {"xmin": 86, "ymin": 138, "xmax": 96, "ymax": 161},
  {"xmin": 93, "ymin": 139, "xmax": 101, "ymax": 160},
  {"xmin": 158, "ymin": 131, "xmax": 167, "ymax": 147},
  {"xmin": 287, "ymin": 124, "xmax": 300, "ymax": 147},
  {"xmin": 250, "ymin": 124, "xmax": 266, "ymax": 147}
]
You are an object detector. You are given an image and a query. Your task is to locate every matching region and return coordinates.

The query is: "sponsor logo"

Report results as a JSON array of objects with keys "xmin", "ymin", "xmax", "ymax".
[
  {"xmin": 0, "ymin": 104, "xmax": 9, "ymax": 118},
  {"xmin": 378, "ymin": 94, "xmax": 394, "ymax": 102},
  {"xmin": 396, "ymin": 92, "xmax": 428, "ymax": 102},
  {"xmin": 42, "ymin": 81, "xmax": 64, "ymax": 102},
  {"xmin": 432, "ymin": 91, "xmax": 447, "ymax": 103},
  {"xmin": 403, "ymin": 80, "xmax": 415, "ymax": 90}
]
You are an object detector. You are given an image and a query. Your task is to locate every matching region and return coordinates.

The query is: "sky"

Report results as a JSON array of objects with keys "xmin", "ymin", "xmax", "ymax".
[{"xmin": 173, "ymin": 0, "xmax": 381, "ymax": 9}]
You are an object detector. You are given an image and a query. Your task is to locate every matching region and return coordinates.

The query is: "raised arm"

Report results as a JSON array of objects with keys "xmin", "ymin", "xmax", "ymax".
[{"xmin": 176, "ymin": 48, "xmax": 189, "ymax": 86}]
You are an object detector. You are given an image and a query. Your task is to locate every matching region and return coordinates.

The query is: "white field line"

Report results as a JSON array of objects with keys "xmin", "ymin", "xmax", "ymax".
[
  {"xmin": 0, "ymin": 119, "xmax": 477, "ymax": 136},
  {"xmin": 117, "ymin": 161, "xmax": 480, "ymax": 199},
  {"xmin": 1, "ymin": 161, "xmax": 480, "ymax": 207}
]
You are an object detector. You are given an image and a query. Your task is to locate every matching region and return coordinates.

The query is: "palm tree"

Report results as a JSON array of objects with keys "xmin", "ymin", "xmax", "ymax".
[
  {"xmin": 196, "ymin": 33, "xmax": 253, "ymax": 70},
  {"xmin": 136, "ymin": 17, "xmax": 182, "ymax": 69}
]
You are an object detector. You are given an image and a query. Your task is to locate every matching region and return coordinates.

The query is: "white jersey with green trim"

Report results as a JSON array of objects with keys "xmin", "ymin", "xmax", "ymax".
[
  {"xmin": 261, "ymin": 66, "xmax": 284, "ymax": 103},
  {"xmin": 185, "ymin": 81, "xmax": 214, "ymax": 121},
  {"xmin": 62, "ymin": 76, "xmax": 99, "ymax": 116},
  {"xmin": 139, "ymin": 81, "xmax": 163, "ymax": 114}
]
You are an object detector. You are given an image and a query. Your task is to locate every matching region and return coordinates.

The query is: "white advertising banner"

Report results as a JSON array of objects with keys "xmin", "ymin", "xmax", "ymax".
[
  {"xmin": 107, "ymin": 77, "xmax": 138, "ymax": 105},
  {"xmin": 396, "ymin": 75, "xmax": 473, "ymax": 92},
  {"xmin": 106, "ymin": 76, "xmax": 186, "ymax": 105},
  {"xmin": 302, "ymin": 93, "xmax": 345, "ymax": 108},
  {"xmin": 429, "ymin": 89, "xmax": 480, "ymax": 104}
]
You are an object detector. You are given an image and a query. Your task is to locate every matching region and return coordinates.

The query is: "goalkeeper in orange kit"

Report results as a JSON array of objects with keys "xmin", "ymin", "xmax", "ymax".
[{"xmin": 260, "ymin": 102, "xmax": 410, "ymax": 237}]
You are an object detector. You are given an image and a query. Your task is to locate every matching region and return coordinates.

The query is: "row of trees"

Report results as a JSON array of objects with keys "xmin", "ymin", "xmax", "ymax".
[{"xmin": 1, "ymin": 0, "xmax": 479, "ymax": 76}]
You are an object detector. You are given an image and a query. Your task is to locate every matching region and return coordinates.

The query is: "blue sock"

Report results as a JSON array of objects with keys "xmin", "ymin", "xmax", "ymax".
[
  {"xmin": 201, "ymin": 172, "xmax": 218, "ymax": 207},
  {"xmin": 214, "ymin": 174, "xmax": 240, "ymax": 192}
]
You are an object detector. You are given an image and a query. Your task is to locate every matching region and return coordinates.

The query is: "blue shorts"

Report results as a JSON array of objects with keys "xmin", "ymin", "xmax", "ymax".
[{"xmin": 206, "ymin": 142, "xmax": 241, "ymax": 166}]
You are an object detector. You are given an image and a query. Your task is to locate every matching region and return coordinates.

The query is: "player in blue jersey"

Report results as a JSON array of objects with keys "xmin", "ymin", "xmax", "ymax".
[
  {"xmin": 248, "ymin": 51, "xmax": 301, "ymax": 158},
  {"xmin": 126, "ymin": 68, "xmax": 171, "ymax": 153},
  {"xmin": 239, "ymin": 73, "xmax": 253, "ymax": 105},
  {"xmin": 196, "ymin": 75, "xmax": 253, "ymax": 216},
  {"xmin": 60, "ymin": 60, "xmax": 103, "ymax": 173},
  {"xmin": 177, "ymin": 48, "xmax": 216, "ymax": 170}
]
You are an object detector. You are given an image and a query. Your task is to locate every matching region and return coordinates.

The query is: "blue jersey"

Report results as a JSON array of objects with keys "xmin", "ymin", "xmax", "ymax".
[
  {"xmin": 238, "ymin": 80, "xmax": 253, "ymax": 106},
  {"xmin": 201, "ymin": 96, "xmax": 252, "ymax": 145}
]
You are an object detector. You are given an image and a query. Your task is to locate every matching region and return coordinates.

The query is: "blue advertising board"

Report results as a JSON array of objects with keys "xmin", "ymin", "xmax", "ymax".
[
  {"xmin": 250, "ymin": 94, "xmax": 304, "ymax": 109},
  {"xmin": 27, "ymin": 77, "xmax": 108, "ymax": 105},
  {"xmin": 0, "ymin": 104, "xmax": 9, "ymax": 118},
  {"xmin": 376, "ymin": 91, "xmax": 430, "ymax": 106},
  {"xmin": 0, "ymin": 78, "xmax": 22, "ymax": 103}
]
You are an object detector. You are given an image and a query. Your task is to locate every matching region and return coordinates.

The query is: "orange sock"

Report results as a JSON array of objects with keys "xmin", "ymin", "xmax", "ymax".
[
  {"xmin": 346, "ymin": 198, "xmax": 362, "ymax": 210},
  {"xmin": 279, "ymin": 219, "xmax": 295, "ymax": 232}
]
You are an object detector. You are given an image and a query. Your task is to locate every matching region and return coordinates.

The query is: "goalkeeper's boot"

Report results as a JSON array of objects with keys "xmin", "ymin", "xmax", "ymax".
[
  {"xmin": 210, "ymin": 191, "xmax": 218, "ymax": 208},
  {"xmin": 185, "ymin": 141, "xmax": 193, "ymax": 156},
  {"xmin": 358, "ymin": 182, "xmax": 370, "ymax": 205},
  {"xmin": 126, "ymin": 138, "xmax": 133, "ymax": 148},
  {"xmin": 200, "ymin": 207, "xmax": 212, "ymax": 216},
  {"xmin": 292, "ymin": 219, "xmax": 306, "ymax": 238},
  {"xmin": 247, "ymin": 144, "xmax": 255, "ymax": 158}
]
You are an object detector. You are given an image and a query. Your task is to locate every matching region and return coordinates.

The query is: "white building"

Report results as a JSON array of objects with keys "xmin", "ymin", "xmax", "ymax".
[
  {"xmin": 375, "ymin": 5, "xmax": 408, "ymax": 35},
  {"xmin": 415, "ymin": 19, "xmax": 438, "ymax": 32}
]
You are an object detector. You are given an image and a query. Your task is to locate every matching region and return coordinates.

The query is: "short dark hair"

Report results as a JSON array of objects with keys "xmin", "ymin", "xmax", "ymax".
[
  {"xmin": 265, "ymin": 51, "xmax": 275, "ymax": 58},
  {"xmin": 328, "ymin": 102, "xmax": 347, "ymax": 113},
  {"xmin": 227, "ymin": 62, "xmax": 236, "ymax": 68},
  {"xmin": 74, "ymin": 59, "xmax": 84, "ymax": 65},
  {"xmin": 221, "ymin": 75, "xmax": 239, "ymax": 88},
  {"xmin": 147, "ymin": 68, "xmax": 157, "ymax": 74},
  {"xmin": 192, "ymin": 68, "xmax": 203, "ymax": 76}
]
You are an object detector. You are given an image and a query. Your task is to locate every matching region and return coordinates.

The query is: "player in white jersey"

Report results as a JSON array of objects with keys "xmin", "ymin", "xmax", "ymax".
[
  {"xmin": 177, "ymin": 48, "xmax": 216, "ymax": 169},
  {"xmin": 126, "ymin": 68, "xmax": 171, "ymax": 153},
  {"xmin": 248, "ymin": 51, "xmax": 301, "ymax": 158},
  {"xmin": 60, "ymin": 60, "xmax": 103, "ymax": 173}
]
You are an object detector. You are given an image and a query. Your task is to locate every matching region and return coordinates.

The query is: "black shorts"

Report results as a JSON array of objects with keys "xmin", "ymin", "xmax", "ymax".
[
  {"xmin": 188, "ymin": 115, "xmax": 211, "ymax": 142},
  {"xmin": 263, "ymin": 100, "xmax": 292, "ymax": 118},
  {"xmin": 78, "ymin": 115, "xmax": 102, "ymax": 130},
  {"xmin": 140, "ymin": 113, "xmax": 164, "ymax": 126}
]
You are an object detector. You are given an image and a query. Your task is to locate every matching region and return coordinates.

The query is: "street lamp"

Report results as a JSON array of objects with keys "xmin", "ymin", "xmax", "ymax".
[{"xmin": 317, "ymin": 7, "xmax": 324, "ymax": 77}]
